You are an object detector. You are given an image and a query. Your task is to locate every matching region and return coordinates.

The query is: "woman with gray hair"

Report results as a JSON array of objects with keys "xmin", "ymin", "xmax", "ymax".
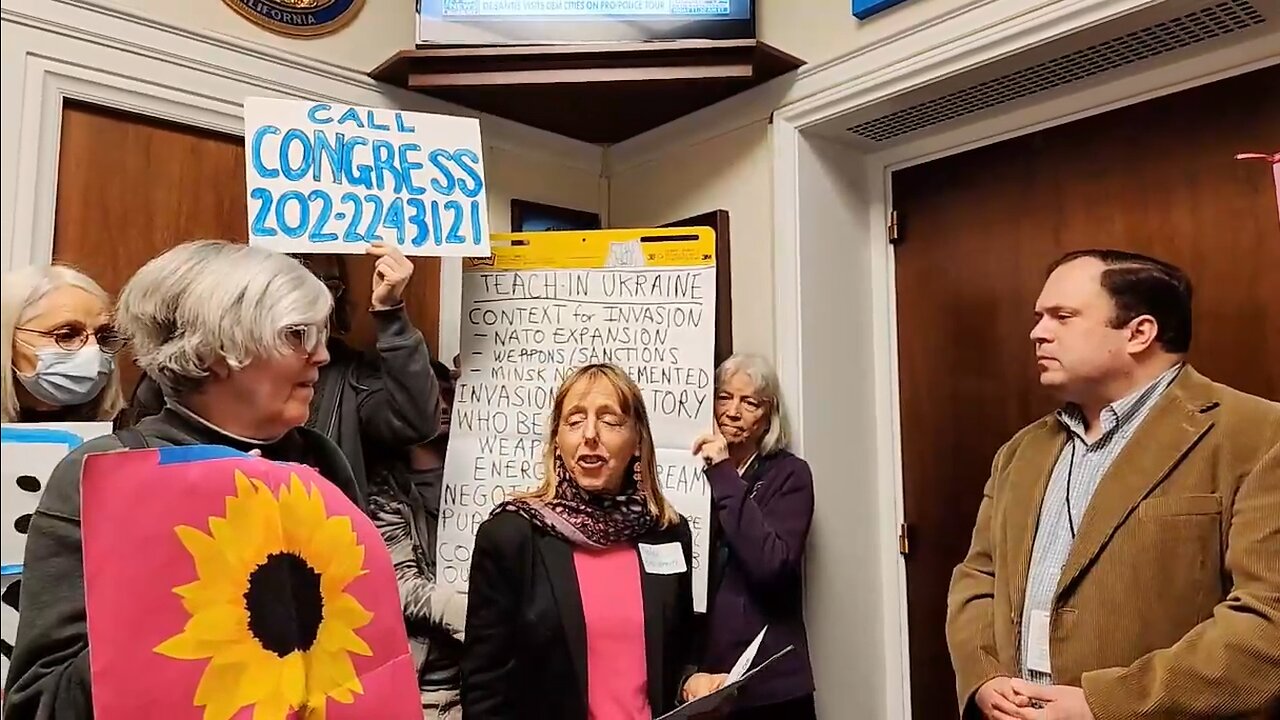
[
  {"xmin": 3, "ymin": 240, "xmax": 362, "ymax": 720},
  {"xmin": 1, "ymin": 263, "xmax": 125, "ymax": 424},
  {"xmin": 682, "ymin": 353, "xmax": 816, "ymax": 719}
]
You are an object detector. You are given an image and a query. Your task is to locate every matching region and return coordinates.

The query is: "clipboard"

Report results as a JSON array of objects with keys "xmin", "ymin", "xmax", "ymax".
[{"xmin": 655, "ymin": 644, "xmax": 795, "ymax": 720}]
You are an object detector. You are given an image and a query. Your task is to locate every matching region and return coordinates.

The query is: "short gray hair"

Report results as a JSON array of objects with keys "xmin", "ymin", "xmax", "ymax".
[
  {"xmin": 715, "ymin": 352, "xmax": 791, "ymax": 455},
  {"xmin": 0, "ymin": 263, "xmax": 124, "ymax": 422},
  {"xmin": 117, "ymin": 240, "xmax": 332, "ymax": 396}
]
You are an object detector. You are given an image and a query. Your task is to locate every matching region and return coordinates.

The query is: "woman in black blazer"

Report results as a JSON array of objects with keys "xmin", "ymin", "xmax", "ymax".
[{"xmin": 462, "ymin": 363, "xmax": 695, "ymax": 720}]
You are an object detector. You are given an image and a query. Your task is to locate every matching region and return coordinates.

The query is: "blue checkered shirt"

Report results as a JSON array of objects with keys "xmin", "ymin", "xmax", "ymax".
[{"xmin": 1019, "ymin": 364, "xmax": 1185, "ymax": 683}]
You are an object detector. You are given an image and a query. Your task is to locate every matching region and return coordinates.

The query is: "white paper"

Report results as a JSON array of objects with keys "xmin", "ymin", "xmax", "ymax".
[
  {"xmin": 727, "ymin": 626, "xmax": 768, "ymax": 684},
  {"xmin": 639, "ymin": 542, "xmax": 687, "ymax": 575},
  {"xmin": 656, "ymin": 644, "xmax": 795, "ymax": 720},
  {"xmin": 1, "ymin": 574, "xmax": 18, "ymax": 688},
  {"xmin": 2, "ymin": 422, "xmax": 111, "ymax": 572},
  {"xmin": 1, "ymin": 422, "xmax": 110, "ymax": 683},
  {"xmin": 1028, "ymin": 609, "xmax": 1053, "ymax": 674},
  {"xmin": 438, "ymin": 258, "xmax": 716, "ymax": 611},
  {"xmin": 242, "ymin": 97, "xmax": 490, "ymax": 257}
]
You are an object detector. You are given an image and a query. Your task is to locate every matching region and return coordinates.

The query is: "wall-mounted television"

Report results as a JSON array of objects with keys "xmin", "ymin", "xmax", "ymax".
[{"xmin": 416, "ymin": 0, "xmax": 755, "ymax": 46}]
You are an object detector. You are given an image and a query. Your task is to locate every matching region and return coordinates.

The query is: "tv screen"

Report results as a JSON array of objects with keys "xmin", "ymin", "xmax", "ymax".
[{"xmin": 416, "ymin": 0, "xmax": 755, "ymax": 46}]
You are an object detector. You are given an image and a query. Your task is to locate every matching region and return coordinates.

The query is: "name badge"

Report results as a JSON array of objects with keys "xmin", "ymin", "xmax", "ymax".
[
  {"xmin": 1027, "ymin": 610, "xmax": 1053, "ymax": 675},
  {"xmin": 638, "ymin": 543, "xmax": 687, "ymax": 575}
]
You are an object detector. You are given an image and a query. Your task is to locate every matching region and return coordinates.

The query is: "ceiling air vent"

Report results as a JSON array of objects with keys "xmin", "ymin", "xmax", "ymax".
[{"xmin": 845, "ymin": 0, "xmax": 1268, "ymax": 143}]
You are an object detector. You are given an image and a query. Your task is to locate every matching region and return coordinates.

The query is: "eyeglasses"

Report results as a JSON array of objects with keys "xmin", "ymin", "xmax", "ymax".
[
  {"xmin": 282, "ymin": 323, "xmax": 329, "ymax": 355},
  {"xmin": 15, "ymin": 325, "xmax": 127, "ymax": 354}
]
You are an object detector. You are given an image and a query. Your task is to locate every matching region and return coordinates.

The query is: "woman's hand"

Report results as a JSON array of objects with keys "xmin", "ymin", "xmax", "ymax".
[
  {"xmin": 692, "ymin": 427, "xmax": 730, "ymax": 466},
  {"xmin": 367, "ymin": 241, "xmax": 414, "ymax": 310},
  {"xmin": 682, "ymin": 672, "xmax": 729, "ymax": 702}
]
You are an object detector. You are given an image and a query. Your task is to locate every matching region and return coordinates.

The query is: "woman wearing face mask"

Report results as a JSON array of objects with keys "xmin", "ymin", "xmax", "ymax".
[
  {"xmin": 1, "ymin": 263, "xmax": 125, "ymax": 424},
  {"xmin": 3, "ymin": 241, "xmax": 363, "ymax": 720},
  {"xmin": 461, "ymin": 363, "xmax": 695, "ymax": 720}
]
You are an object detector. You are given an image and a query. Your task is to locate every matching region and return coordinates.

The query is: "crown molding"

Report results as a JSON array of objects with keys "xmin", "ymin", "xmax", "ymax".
[{"xmin": 606, "ymin": 0, "xmax": 1161, "ymax": 172}]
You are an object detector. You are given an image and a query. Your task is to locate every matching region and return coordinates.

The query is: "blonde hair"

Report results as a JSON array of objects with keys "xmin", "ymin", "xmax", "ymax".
[
  {"xmin": 116, "ymin": 240, "xmax": 333, "ymax": 397},
  {"xmin": 517, "ymin": 363, "xmax": 681, "ymax": 528},
  {"xmin": 1, "ymin": 263, "xmax": 125, "ymax": 423},
  {"xmin": 716, "ymin": 353, "xmax": 791, "ymax": 456}
]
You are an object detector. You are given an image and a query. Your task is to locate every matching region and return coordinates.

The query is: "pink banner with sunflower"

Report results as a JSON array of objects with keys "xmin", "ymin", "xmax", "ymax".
[{"xmin": 81, "ymin": 446, "xmax": 422, "ymax": 720}]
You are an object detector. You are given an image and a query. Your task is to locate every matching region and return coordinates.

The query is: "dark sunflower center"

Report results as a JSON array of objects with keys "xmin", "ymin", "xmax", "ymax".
[{"xmin": 244, "ymin": 552, "xmax": 324, "ymax": 657}]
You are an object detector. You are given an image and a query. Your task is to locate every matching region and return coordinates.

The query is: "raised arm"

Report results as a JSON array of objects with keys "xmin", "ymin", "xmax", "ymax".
[{"xmin": 350, "ymin": 304, "xmax": 439, "ymax": 447}]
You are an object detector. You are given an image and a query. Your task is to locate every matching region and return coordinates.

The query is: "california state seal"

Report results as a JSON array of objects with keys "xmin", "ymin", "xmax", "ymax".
[{"xmin": 223, "ymin": 0, "xmax": 364, "ymax": 37}]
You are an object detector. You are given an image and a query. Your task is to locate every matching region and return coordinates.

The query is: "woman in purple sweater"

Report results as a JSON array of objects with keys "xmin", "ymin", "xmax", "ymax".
[{"xmin": 685, "ymin": 353, "xmax": 817, "ymax": 719}]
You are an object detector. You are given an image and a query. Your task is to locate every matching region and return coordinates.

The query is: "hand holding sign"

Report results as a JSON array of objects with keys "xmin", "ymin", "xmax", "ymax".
[{"xmin": 368, "ymin": 242, "xmax": 415, "ymax": 309}]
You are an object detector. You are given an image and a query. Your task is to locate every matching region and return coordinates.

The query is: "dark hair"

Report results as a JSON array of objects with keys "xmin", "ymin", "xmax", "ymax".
[
  {"xmin": 1049, "ymin": 249, "xmax": 1193, "ymax": 353},
  {"xmin": 289, "ymin": 254, "xmax": 350, "ymax": 335}
]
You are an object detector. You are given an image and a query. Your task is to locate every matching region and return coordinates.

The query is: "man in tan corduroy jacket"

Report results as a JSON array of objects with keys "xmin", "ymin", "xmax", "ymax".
[{"xmin": 946, "ymin": 249, "xmax": 1279, "ymax": 720}]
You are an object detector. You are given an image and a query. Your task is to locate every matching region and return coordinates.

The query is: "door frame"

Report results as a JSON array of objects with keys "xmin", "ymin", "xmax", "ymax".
[
  {"xmin": 768, "ymin": 1, "xmax": 1279, "ymax": 717},
  {"xmin": 0, "ymin": 0, "xmax": 604, "ymax": 364}
]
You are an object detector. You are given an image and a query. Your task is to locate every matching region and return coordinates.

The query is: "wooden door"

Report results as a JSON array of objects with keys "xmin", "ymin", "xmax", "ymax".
[
  {"xmin": 891, "ymin": 65, "xmax": 1279, "ymax": 720},
  {"xmin": 51, "ymin": 102, "xmax": 441, "ymax": 393}
]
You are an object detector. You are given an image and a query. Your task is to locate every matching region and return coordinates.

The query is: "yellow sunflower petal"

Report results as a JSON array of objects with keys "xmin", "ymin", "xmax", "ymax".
[
  {"xmin": 175, "ymin": 579, "xmax": 242, "ymax": 615},
  {"xmin": 279, "ymin": 475, "xmax": 325, "ymax": 554},
  {"xmin": 207, "ymin": 517, "xmax": 259, "ymax": 575},
  {"xmin": 186, "ymin": 604, "xmax": 249, "ymax": 642},
  {"xmin": 305, "ymin": 516, "xmax": 357, "ymax": 576},
  {"xmin": 194, "ymin": 660, "xmax": 245, "ymax": 710},
  {"xmin": 280, "ymin": 651, "xmax": 307, "ymax": 707},
  {"xmin": 254, "ymin": 479, "xmax": 285, "ymax": 551},
  {"xmin": 323, "ymin": 592, "xmax": 373, "ymax": 631},
  {"xmin": 306, "ymin": 647, "xmax": 362, "ymax": 704},
  {"xmin": 174, "ymin": 526, "xmax": 235, "ymax": 587},
  {"xmin": 316, "ymin": 620, "xmax": 373, "ymax": 657},
  {"xmin": 318, "ymin": 540, "xmax": 365, "ymax": 595},
  {"xmin": 208, "ymin": 638, "xmax": 272, "ymax": 667},
  {"xmin": 250, "ymin": 691, "xmax": 291, "ymax": 720},
  {"xmin": 300, "ymin": 701, "xmax": 327, "ymax": 720},
  {"xmin": 154, "ymin": 629, "xmax": 218, "ymax": 660},
  {"xmin": 234, "ymin": 649, "xmax": 282, "ymax": 706}
]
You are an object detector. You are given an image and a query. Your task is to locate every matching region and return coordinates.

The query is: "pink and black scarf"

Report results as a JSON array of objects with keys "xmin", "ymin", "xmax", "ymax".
[{"xmin": 493, "ymin": 456, "xmax": 655, "ymax": 547}]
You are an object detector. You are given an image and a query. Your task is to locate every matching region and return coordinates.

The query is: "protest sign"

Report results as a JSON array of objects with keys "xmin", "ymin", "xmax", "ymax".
[
  {"xmin": 81, "ymin": 445, "xmax": 420, "ymax": 719},
  {"xmin": 0, "ymin": 422, "xmax": 111, "ymax": 685},
  {"xmin": 243, "ymin": 97, "xmax": 490, "ymax": 257},
  {"xmin": 438, "ymin": 227, "xmax": 717, "ymax": 611}
]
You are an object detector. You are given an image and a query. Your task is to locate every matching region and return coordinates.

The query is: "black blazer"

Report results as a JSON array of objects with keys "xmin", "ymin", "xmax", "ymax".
[{"xmin": 461, "ymin": 511, "xmax": 695, "ymax": 719}]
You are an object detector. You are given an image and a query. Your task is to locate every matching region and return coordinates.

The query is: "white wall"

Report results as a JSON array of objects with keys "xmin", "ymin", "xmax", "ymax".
[
  {"xmin": 607, "ymin": 122, "xmax": 774, "ymax": 357},
  {"xmin": 485, "ymin": 149, "xmax": 604, "ymax": 233},
  {"xmin": 758, "ymin": 0, "xmax": 972, "ymax": 67}
]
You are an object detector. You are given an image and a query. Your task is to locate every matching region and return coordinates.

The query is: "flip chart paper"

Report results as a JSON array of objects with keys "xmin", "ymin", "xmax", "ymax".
[{"xmin": 438, "ymin": 228, "xmax": 717, "ymax": 611}]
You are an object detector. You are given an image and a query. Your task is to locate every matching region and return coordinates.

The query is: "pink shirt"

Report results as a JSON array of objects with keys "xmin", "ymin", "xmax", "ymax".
[{"xmin": 573, "ymin": 545, "xmax": 652, "ymax": 720}]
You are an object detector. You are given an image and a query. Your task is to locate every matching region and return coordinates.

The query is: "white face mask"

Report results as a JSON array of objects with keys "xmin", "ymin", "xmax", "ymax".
[{"xmin": 16, "ymin": 345, "xmax": 113, "ymax": 407}]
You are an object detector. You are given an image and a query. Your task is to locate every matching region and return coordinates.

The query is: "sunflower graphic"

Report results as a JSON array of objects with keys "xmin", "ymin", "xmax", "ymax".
[{"xmin": 154, "ymin": 471, "xmax": 374, "ymax": 720}]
